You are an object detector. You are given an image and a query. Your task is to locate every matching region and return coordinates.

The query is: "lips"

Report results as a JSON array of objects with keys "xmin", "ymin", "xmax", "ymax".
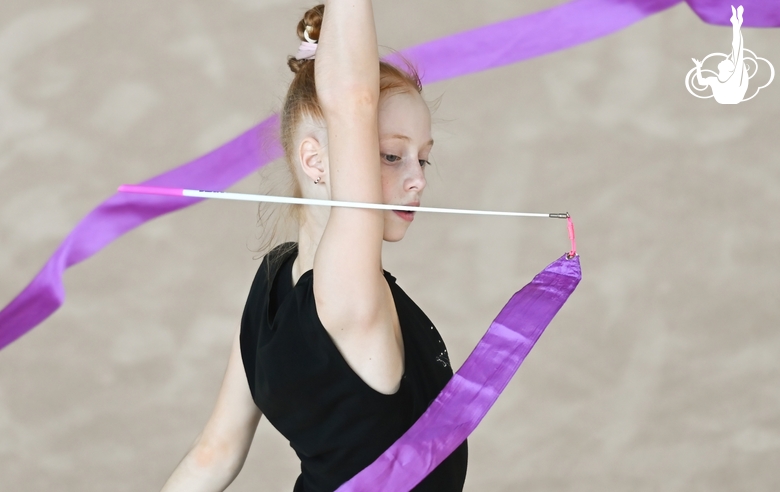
[
  {"xmin": 392, "ymin": 201, "xmax": 418, "ymax": 223},
  {"xmin": 393, "ymin": 209, "xmax": 415, "ymax": 222}
]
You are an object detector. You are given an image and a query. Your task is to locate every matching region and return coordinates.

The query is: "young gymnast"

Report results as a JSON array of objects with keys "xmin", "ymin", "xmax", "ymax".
[{"xmin": 161, "ymin": 1, "xmax": 468, "ymax": 490}]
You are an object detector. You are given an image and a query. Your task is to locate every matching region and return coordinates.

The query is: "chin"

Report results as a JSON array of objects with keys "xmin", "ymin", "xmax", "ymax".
[
  {"xmin": 383, "ymin": 228, "xmax": 408, "ymax": 242},
  {"xmin": 383, "ymin": 234, "xmax": 405, "ymax": 243}
]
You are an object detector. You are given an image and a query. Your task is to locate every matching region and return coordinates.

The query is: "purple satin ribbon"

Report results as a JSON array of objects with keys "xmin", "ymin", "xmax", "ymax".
[
  {"xmin": 384, "ymin": 0, "xmax": 681, "ymax": 85},
  {"xmin": 0, "ymin": 1, "xmax": 774, "ymax": 347},
  {"xmin": 337, "ymin": 254, "xmax": 581, "ymax": 491},
  {"xmin": 1, "ymin": 0, "xmax": 687, "ymax": 350},
  {"xmin": 686, "ymin": 0, "xmax": 780, "ymax": 27}
]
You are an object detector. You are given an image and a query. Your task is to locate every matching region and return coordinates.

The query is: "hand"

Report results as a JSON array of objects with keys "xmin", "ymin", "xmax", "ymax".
[{"xmin": 692, "ymin": 58, "xmax": 702, "ymax": 68}]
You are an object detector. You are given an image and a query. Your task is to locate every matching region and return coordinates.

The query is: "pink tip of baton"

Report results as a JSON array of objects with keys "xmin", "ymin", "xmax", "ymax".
[
  {"xmin": 567, "ymin": 215, "xmax": 577, "ymax": 258},
  {"xmin": 118, "ymin": 185, "xmax": 184, "ymax": 197}
]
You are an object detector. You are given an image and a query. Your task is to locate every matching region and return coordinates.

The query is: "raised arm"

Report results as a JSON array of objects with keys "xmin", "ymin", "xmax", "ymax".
[{"xmin": 313, "ymin": 0, "xmax": 386, "ymax": 325}]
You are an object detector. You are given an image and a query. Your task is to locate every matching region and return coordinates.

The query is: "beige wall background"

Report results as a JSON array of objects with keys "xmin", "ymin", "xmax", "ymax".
[{"xmin": 1, "ymin": 1, "xmax": 778, "ymax": 490}]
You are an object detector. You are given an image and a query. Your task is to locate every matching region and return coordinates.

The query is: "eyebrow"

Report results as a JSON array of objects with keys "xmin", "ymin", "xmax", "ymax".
[{"xmin": 382, "ymin": 134, "xmax": 434, "ymax": 147}]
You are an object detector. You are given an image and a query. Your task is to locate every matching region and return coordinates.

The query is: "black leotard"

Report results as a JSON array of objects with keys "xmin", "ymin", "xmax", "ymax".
[{"xmin": 240, "ymin": 242, "xmax": 468, "ymax": 491}]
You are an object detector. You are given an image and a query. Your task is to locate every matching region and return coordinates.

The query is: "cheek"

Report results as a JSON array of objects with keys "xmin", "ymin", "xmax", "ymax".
[{"xmin": 380, "ymin": 165, "xmax": 400, "ymax": 188}]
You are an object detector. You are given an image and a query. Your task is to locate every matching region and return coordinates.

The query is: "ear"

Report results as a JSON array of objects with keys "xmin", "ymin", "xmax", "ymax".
[{"xmin": 298, "ymin": 136, "xmax": 325, "ymax": 182}]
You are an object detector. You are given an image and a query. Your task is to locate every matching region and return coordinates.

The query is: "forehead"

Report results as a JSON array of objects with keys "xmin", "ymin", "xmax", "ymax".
[{"xmin": 377, "ymin": 91, "xmax": 432, "ymax": 141}]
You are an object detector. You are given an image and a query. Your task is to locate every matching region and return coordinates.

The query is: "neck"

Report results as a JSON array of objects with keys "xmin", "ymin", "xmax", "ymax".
[{"xmin": 293, "ymin": 198, "xmax": 337, "ymax": 280}]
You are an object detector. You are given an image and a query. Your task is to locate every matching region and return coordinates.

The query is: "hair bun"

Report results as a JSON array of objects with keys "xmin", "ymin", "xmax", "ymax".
[{"xmin": 287, "ymin": 4, "xmax": 324, "ymax": 74}]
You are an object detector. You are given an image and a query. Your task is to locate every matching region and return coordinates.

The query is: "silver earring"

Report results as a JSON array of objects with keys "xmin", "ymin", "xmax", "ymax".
[{"xmin": 314, "ymin": 177, "xmax": 321, "ymax": 184}]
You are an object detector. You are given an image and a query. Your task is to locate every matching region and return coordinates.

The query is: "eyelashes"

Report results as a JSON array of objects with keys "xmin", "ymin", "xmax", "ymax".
[{"xmin": 383, "ymin": 154, "xmax": 432, "ymax": 167}]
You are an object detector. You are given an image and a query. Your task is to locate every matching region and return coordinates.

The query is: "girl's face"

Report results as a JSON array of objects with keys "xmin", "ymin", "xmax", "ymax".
[{"xmin": 377, "ymin": 90, "xmax": 433, "ymax": 242}]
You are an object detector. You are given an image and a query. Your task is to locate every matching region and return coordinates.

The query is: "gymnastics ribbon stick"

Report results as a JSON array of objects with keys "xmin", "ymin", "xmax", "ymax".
[
  {"xmin": 2, "ymin": 0, "xmax": 775, "ymax": 349},
  {"xmin": 117, "ymin": 184, "xmax": 568, "ymax": 219},
  {"xmin": 337, "ymin": 254, "xmax": 582, "ymax": 491}
]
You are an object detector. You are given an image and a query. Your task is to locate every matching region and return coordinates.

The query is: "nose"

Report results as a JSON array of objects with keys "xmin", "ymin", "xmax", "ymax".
[{"xmin": 405, "ymin": 160, "xmax": 427, "ymax": 193}]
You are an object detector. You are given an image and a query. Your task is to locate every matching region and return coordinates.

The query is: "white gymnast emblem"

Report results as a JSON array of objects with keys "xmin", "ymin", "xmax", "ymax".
[{"xmin": 685, "ymin": 5, "xmax": 774, "ymax": 104}]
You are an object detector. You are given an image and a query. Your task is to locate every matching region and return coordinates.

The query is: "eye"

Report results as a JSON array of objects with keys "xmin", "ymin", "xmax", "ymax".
[
  {"xmin": 383, "ymin": 154, "xmax": 402, "ymax": 163},
  {"xmin": 419, "ymin": 159, "xmax": 431, "ymax": 167}
]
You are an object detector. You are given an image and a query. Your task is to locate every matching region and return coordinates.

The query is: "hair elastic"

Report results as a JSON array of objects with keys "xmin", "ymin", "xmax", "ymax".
[{"xmin": 295, "ymin": 26, "xmax": 318, "ymax": 60}]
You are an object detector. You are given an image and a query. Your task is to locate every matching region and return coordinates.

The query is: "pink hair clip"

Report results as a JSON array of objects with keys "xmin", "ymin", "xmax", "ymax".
[{"xmin": 295, "ymin": 26, "xmax": 318, "ymax": 60}]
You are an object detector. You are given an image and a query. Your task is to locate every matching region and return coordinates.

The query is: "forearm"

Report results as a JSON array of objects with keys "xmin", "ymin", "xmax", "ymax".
[
  {"xmin": 160, "ymin": 442, "xmax": 243, "ymax": 492},
  {"xmin": 317, "ymin": 0, "xmax": 380, "ymax": 106},
  {"xmin": 315, "ymin": 0, "xmax": 382, "ymax": 205},
  {"xmin": 323, "ymin": 106, "xmax": 383, "ymax": 206}
]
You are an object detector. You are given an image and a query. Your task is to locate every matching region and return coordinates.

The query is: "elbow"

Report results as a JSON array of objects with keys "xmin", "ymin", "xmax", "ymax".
[
  {"xmin": 320, "ymin": 86, "xmax": 378, "ymax": 114},
  {"xmin": 191, "ymin": 443, "xmax": 220, "ymax": 469},
  {"xmin": 352, "ymin": 89, "xmax": 379, "ymax": 108},
  {"xmin": 190, "ymin": 440, "xmax": 242, "ymax": 476}
]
